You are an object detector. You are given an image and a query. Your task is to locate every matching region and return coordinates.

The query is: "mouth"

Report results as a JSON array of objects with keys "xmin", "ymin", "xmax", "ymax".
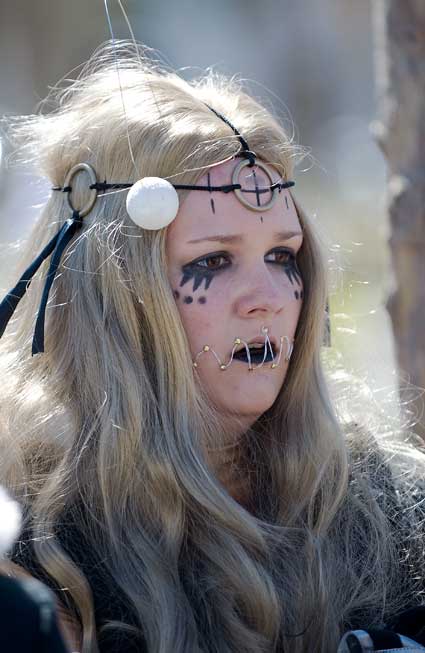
[
  {"xmin": 232, "ymin": 340, "xmax": 277, "ymax": 365},
  {"xmin": 192, "ymin": 332, "xmax": 289, "ymax": 372}
]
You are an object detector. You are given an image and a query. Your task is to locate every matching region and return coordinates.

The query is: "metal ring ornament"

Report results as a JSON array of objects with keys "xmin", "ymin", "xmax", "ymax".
[
  {"xmin": 232, "ymin": 158, "xmax": 278, "ymax": 212},
  {"xmin": 63, "ymin": 163, "xmax": 98, "ymax": 217}
]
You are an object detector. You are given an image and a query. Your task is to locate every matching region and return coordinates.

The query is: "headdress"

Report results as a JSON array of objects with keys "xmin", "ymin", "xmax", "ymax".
[
  {"xmin": 0, "ymin": 102, "xmax": 329, "ymax": 358},
  {"xmin": 0, "ymin": 95, "xmax": 330, "ymax": 360}
]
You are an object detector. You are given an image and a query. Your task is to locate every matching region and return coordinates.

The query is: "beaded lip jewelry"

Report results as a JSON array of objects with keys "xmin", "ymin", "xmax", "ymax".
[{"xmin": 193, "ymin": 327, "xmax": 294, "ymax": 372}]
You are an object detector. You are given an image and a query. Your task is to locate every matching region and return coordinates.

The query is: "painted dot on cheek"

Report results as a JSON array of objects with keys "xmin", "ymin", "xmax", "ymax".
[
  {"xmin": 294, "ymin": 290, "xmax": 299, "ymax": 300},
  {"xmin": 183, "ymin": 296, "xmax": 193, "ymax": 304},
  {"xmin": 198, "ymin": 296, "xmax": 207, "ymax": 304},
  {"xmin": 300, "ymin": 290, "xmax": 304, "ymax": 299},
  {"xmin": 173, "ymin": 290, "xmax": 180, "ymax": 300}
]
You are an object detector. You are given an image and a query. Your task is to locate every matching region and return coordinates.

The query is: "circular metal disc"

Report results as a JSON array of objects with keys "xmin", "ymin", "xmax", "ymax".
[
  {"xmin": 63, "ymin": 163, "xmax": 98, "ymax": 217},
  {"xmin": 231, "ymin": 158, "xmax": 278, "ymax": 212}
]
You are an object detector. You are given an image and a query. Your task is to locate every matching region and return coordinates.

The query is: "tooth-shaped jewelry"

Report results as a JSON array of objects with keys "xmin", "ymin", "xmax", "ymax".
[{"xmin": 192, "ymin": 326, "xmax": 294, "ymax": 371}]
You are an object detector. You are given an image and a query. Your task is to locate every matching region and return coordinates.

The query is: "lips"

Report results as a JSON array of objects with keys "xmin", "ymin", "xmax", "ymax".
[
  {"xmin": 233, "ymin": 336, "xmax": 277, "ymax": 355},
  {"xmin": 232, "ymin": 338, "xmax": 277, "ymax": 364},
  {"xmin": 233, "ymin": 347, "xmax": 275, "ymax": 364},
  {"xmin": 191, "ymin": 332, "xmax": 284, "ymax": 371}
]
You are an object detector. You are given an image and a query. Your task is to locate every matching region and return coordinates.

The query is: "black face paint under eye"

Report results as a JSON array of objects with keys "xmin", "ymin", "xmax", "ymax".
[
  {"xmin": 268, "ymin": 250, "xmax": 302, "ymax": 286},
  {"xmin": 180, "ymin": 254, "xmax": 228, "ymax": 292},
  {"xmin": 284, "ymin": 259, "xmax": 302, "ymax": 286},
  {"xmin": 180, "ymin": 264, "xmax": 217, "ymax": 293}
]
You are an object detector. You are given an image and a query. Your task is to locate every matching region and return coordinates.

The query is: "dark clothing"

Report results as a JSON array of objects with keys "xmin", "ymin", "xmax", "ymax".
[
  {"xmin": 0, "ymin": 574, "xmax": 68, "ymax": 653},
  {"xmin": 386, "ymin": 605, "xmax": 425, "ymax": 646},
  {"xmin": 11, "ymin": 520, "xmax": 147, "ymax": 653},
  {"xmin": 10, "ymin": 510, "xmax": 425, "ymax": 653}
]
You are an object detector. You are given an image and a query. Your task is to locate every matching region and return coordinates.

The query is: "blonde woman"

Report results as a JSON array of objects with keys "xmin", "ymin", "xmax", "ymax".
[{"xmin": 0, "ymin": 42, "xmax": 425, "ymax": 653}]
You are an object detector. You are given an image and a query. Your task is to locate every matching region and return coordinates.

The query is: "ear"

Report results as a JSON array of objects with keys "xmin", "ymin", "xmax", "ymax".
[{"xmin": 0, "ymin": 486, "xmax": 22, "ymax": 557}]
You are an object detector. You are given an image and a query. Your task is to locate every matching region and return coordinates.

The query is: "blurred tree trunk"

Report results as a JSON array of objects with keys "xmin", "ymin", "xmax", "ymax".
[{"xmin": 373, "ymin": 0, "xmax": 425, "ymax": 440}]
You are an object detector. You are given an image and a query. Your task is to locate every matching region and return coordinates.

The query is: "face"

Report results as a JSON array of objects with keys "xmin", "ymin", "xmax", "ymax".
[{"xmin": 166, "ymin": 158, "xmax": 304, "ymax": 435}]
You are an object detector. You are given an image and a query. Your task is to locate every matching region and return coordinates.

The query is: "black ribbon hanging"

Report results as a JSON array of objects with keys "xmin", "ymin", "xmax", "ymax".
[{"xmin": 0, "ymin": 210, "xmax": 83, "ymax": 356}]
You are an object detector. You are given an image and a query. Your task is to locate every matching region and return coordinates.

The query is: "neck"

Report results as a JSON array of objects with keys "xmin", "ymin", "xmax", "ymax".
[{"xmin": 205, "ymin": 410, "xmax": 258, "ymax": 508}]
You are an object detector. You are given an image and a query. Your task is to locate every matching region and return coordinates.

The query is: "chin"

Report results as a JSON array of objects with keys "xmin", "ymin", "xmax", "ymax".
[
  {"xmin": 222, "ymin": 394, "xmax": 278, "ymax": 419},
  {"xmin": 204, "ymin": 371, "xmax": 284, "ymax": 416}
]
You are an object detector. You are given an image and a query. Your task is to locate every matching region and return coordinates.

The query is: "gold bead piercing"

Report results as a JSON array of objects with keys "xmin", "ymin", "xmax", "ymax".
[{"xmin": 192, "ymin": 326, "xmax": 294, "ymax": 371}]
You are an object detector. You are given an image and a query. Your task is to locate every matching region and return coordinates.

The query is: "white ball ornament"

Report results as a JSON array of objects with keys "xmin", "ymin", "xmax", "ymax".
[{"xmin": 125, "ymin": 177, "xmax": 179, "ymax": 230}]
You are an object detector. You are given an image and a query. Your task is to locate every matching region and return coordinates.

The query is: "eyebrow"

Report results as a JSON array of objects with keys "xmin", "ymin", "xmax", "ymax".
[{"xmin": 187, "ymin": 230, "xmax": 303, "ymax": 245}]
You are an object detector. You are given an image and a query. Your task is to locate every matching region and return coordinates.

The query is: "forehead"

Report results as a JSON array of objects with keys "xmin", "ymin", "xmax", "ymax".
[{"xmin": 167, "ymin": 159, "xmax": 301, "ymax": 243}]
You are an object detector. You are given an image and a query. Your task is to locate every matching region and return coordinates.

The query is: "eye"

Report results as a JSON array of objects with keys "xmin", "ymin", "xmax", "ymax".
[
  {"xmin": 265, "ymin": 248, "xmax": 297, "ymax": 265},
  {"xmin": 193, "ymin": 253, "xmax": 230, "ymax": 270}
]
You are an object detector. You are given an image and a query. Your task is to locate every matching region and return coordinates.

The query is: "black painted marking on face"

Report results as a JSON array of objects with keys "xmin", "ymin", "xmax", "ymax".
[
  {"xmin": 285, "ymin": 196, "xmax": 289, "ymax": 210},
  {"xmin": 183, "ymin": 296, "xmax": 193, "ymax": 304},
  {"xmin": 260, "ymin": 215, "xmax": 263, "ymax": 223},
  {"xmin": 252, "ymin": 168, "xmax": 261, "ymax": 207},
  {"xmin": 294, "ymin": 290, "xmax": 299, "ymax": 299},
  {"xmin": 284, "ymin": 260, "xmax": 302, "ymax": 286},
  {"xmin": 198, "ymin": 296, "xmax": 207, "ymax": 304},
  {"xmin": 180, "ymin": 266, "xmax": 215, "ymax": 292},
  {"xmin": 207, "ymin": 173, "xmax": 216, "ymax": 214},
  {"xmin": 173, "ymin": 290, "xmax": 180, "ymax": 300},
  {"xmin": 300, "ymin": 289, "xmax": 304, "ymax": 299}
]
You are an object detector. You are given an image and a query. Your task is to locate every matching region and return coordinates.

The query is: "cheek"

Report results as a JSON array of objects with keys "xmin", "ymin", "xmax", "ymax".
[
  {"xmin": 171, "ymin": 264, "xmax": 228, "ymax": 312},
  {"xmin": 171, "ymin": 281, "xmax": 227, "ymax": 355},
  {"xmin": 290, "ymin": 288, "xmax": 304, "ymax": 332},
  {"xmin": 172, "ymin": 283, "xmax": 225, "ymax": 311}
]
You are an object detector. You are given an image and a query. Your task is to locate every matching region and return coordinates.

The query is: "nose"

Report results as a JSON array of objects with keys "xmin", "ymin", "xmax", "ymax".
[{"xmin": 234, "ymin": 265, "xmax": 287, "ymax": 319}]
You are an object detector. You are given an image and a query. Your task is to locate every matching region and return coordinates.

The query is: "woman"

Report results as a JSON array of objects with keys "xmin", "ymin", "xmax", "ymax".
[{"xmin": 0, "ymin": 42, "xmax": 424, "ymax": 652}]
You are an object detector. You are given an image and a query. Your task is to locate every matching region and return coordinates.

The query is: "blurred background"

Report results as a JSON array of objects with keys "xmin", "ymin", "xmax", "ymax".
[{"xmin": 0, "ymin": 0, "xmax": 399, "ymax": 412}]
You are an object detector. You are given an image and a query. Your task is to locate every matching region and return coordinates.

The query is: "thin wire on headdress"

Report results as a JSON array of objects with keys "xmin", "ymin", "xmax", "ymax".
[
  {"xmin": 103, "ymin": 0, "xmax": 141, "ymax": 180},
  {"xmin": 115, "ymin": 0, "xmax": 168, "ymax": 121}
]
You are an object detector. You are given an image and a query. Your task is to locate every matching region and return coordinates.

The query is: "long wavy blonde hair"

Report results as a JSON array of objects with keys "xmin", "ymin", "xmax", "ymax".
[{"xmin": 1, "ymin": 42, "xmax": 425, "ymax": 653}]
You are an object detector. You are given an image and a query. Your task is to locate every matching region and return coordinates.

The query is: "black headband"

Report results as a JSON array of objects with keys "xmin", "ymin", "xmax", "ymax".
[{"xmin": 51, "ymin": 176, "xmax": 295, "ymax": 196}]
